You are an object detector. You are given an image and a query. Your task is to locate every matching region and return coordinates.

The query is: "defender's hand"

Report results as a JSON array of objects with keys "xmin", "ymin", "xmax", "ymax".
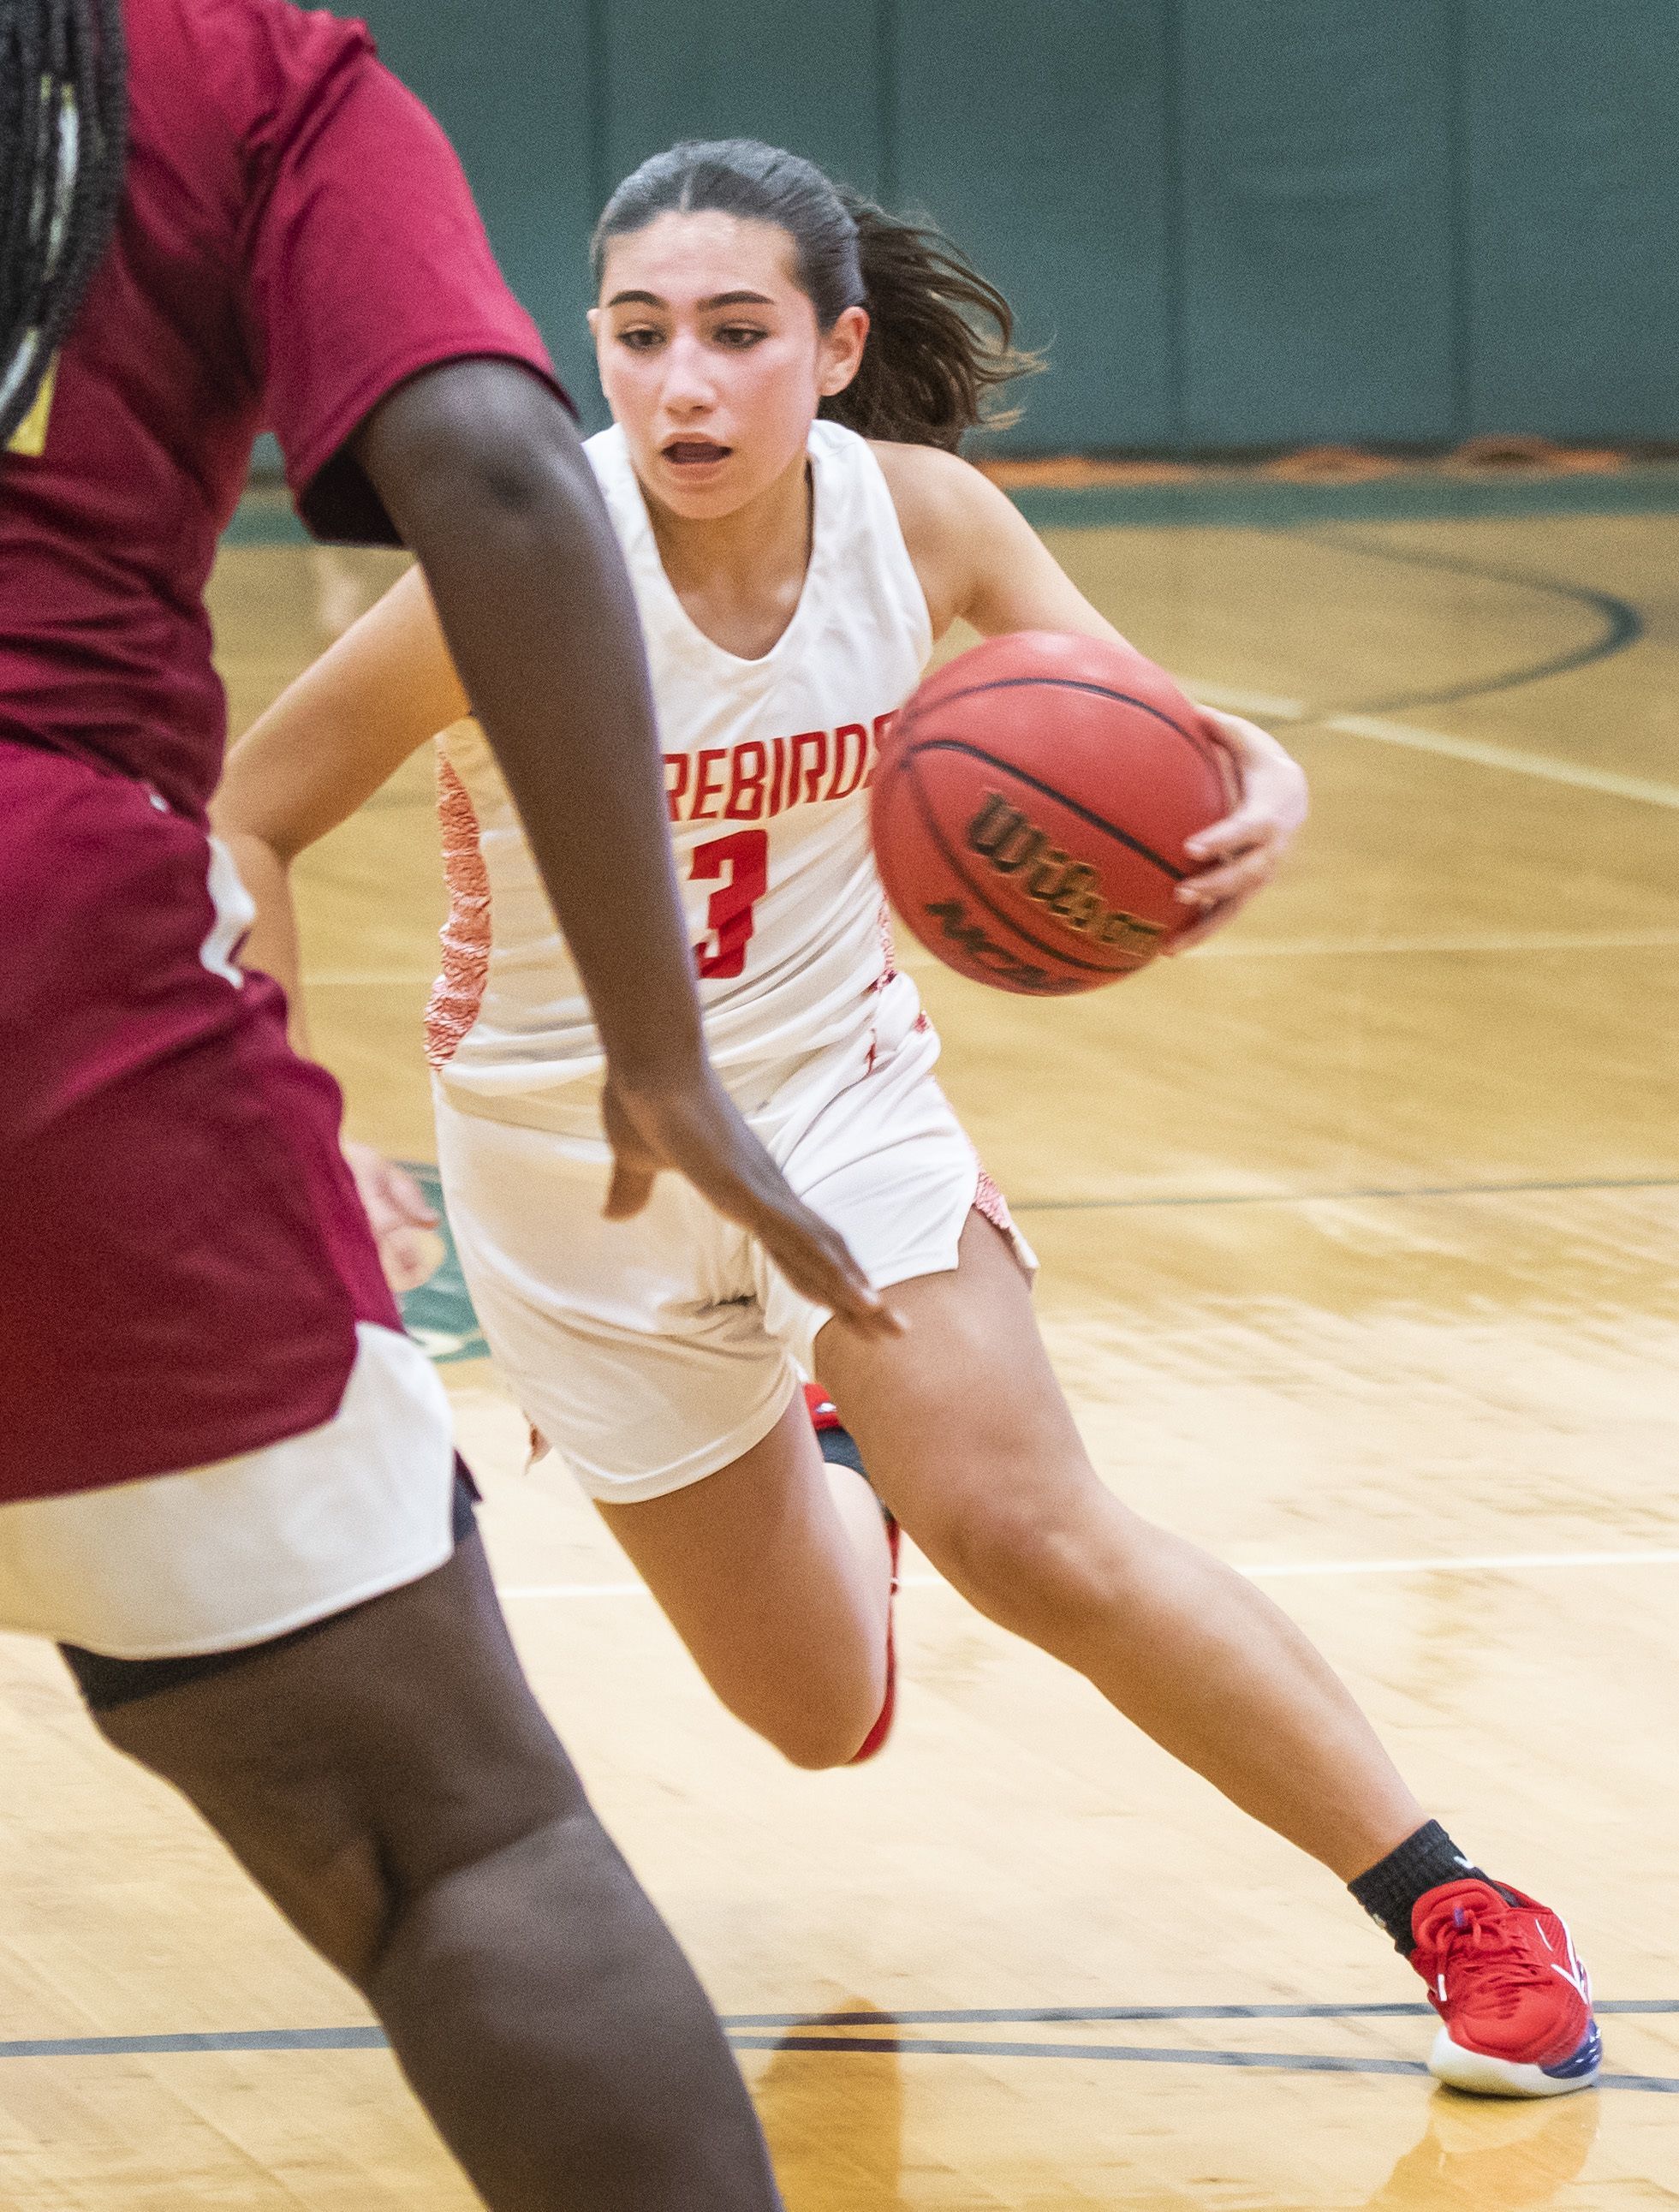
[{"xmin": 601, "ymin": 1068, "xmax": 902, "ymax": 1339}]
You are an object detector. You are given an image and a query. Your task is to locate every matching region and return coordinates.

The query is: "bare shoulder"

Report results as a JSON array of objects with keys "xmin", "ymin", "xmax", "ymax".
[
  {"xmin": 867, "ymin": 440, "xmax": 1020, "ymax": 635},
  {"xmin": 868, "ymin": 438, "xmax": 1006, "ymax": 531}
]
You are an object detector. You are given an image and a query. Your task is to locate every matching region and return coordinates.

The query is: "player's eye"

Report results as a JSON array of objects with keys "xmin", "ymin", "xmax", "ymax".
[
  {"xmin": 714, "ymin": 324, "xmax": 768, "ymax": 349},
  {"xmin": 617, "ymin": 325, "xmax": 664, "ymax": 351}
]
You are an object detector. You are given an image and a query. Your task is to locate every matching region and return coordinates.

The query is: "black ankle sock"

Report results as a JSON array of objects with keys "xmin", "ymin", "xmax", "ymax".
[
  {"xmin": 1349, "ymin": 1821, "xmax": 1491, "ymax": 1953},
  {"xmin": 815, "ymin": 1421, "xmax": 867, "ymax": 1481}
]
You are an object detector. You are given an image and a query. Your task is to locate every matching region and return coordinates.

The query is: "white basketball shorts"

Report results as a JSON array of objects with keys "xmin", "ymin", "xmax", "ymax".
[
  {"xmin": 0, "ymin": 1324, "xmax": 458, "ymax": 1659},
  {"xmin": 434, "ymin": 1017, "xmax": 1037, "ymax": 1504}
]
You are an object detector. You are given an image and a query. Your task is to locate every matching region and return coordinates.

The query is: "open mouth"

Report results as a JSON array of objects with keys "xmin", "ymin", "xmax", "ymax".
[{"xmin": 662, "ymin": 439, "xmax": 732, "ymax": 467}]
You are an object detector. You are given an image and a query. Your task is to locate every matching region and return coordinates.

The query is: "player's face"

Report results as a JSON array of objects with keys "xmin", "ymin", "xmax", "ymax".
[{"xmin": 592, "ymin": 211, "xmax": 867, "ymax": 521}]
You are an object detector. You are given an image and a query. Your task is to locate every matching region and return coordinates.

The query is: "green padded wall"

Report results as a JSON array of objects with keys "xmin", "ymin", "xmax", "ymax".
[
  {"xmin": 340, "ymin": 1, "xmax": 1676, "ymax": 454},
  {"xmin": 1178, "ymin": 0, "xmax": 1459, "ymax": 446},
  {"xmin": 600, "ymin": 1, "xmax": 886, "ymax": 194},
  {"xmin": 352, "ymin": 0, "xmax": 600, "ymax": 407},
  {"xmin": 1464, "ymin": 0, "xmax": 1679, "ymax": 440},
  {"xmin": 592, "ymin": 0, "xmax": 886, "ymax": 426},
  {"xmin": 893, "ymin": 1, "xmax": 1176, "ymax": 451}
]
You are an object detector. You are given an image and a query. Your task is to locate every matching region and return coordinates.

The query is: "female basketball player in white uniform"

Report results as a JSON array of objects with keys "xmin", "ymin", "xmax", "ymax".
[{"xmin": 217, "ymin": 141, "xmax": 1599, "ymax": 2099}]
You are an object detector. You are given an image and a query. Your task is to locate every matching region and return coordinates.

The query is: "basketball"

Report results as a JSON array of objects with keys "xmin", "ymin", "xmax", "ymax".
[{"xmin": 870, "ymin": 631, "xmax": 1233, "ymax": 995}]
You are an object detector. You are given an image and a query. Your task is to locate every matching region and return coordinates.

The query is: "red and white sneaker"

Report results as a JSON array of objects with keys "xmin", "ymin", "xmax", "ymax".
[
  {"xmin": 804, "ymin": 1380, "xmax": 843, "ymax": 1439},
  {"xmin": 1412, "ymin": 1880, "xmax": 1601, "ymax": 2097},
  {"xmin": 803, "ymin": 1384, "xmax": 900, "ymax": 1765}
]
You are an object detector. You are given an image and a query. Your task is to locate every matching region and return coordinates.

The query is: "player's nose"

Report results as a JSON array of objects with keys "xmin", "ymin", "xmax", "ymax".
[{"xmin": 658, "ymin": 330, "xmax": 718, "ymax": 409}]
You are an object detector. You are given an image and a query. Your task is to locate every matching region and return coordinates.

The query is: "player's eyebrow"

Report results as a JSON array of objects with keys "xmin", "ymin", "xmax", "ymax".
[{"xmin": 605, "ymin": 289, "xmax": 777, "ymax": 310}]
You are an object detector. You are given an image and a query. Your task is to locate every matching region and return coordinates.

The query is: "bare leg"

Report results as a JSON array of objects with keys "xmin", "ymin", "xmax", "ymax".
[
  {"xmin": 94, "ymin": 1530, "xmax": 783, "ymax": 2212},
  {"xmin": 817, "ymin": 1215, "xmax": 1425, "ymax": 1880},
  {"xmin": 598, "ymin": 1391, "xmax": 893, "ymax": 1768}
]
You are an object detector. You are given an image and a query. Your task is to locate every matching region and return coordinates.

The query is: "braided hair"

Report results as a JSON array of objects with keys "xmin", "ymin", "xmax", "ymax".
[{"xmin": 0, "ymin": 0, "xmax": 127, "ymax": 450}]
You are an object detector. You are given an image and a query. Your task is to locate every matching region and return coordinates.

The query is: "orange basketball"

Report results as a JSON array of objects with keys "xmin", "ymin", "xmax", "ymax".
[{"xmin": 871, "ymin": 630, "xmax": 1232, "ymax": 996}]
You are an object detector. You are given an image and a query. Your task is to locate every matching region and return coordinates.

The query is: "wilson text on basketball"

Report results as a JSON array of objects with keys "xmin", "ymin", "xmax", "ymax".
[{"xmin": 965, "ymin": 792, "xmax": 1164, "ymax": 956}]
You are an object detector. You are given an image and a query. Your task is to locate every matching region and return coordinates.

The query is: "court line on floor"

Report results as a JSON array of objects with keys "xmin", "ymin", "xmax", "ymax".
[
  {"xmin": 1011, "ymin": 1172, "xmax": 1678, "ymax": 1211},
  {"xmin": 735, "ymin": 2034, "xmax": 1678, "ymax": 2093},
  {"xmin": 1239, "ymin": 1548, "xmax": 1679, "ymax": 1582},
  {"xmin": 1188, "ymin": 518, "xmax": 1676, "ymax": 810},
  {"xmin": 1183, "ymin": 681, "xmax": 1307, "ymax": 721},
  {"xmin": 1195, "ymin": 928, "xmax": 1679, "ymax": 958},
  {"xmin": 305, "ymin": 927, "xmax": 1679, "ymax": 987},
  {"xmin": 497, "ymin": 1547, "xmax": 1679, "ymax": 1601},
  {"xmin": 1303, "ymin": 528, "xmax": 1645, "ymax": 718},
  {"xmin": 731, "ymin": 2001, "xmax": 1678, "ymax": 2025},
  {"xmin": 1324, "ymin": 714, "xmax": 1679, "ymax": 809},
  {"xmin": 1186, "ymin": 695, "xmax": 1679, "ymax": 810},
  {"xmin": 12, "ymin": 2004, "xmax": 1672, "ymax": 2045},
  {"xmin": 5, "ymin": 2018, "xmax": 1672, "ymax": 2094}
]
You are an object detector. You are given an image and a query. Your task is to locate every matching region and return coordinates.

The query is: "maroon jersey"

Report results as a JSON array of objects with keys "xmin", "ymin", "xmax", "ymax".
[
  {"xmin": 0, "ymin": 0, "xmax": 562, "ymax": 818},
  {"xmin": 0, "ymin": 0, "xmax": 565, "ymax": 1505}
]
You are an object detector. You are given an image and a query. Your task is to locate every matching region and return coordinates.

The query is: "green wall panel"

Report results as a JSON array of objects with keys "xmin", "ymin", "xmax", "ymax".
[
  {"xmin": 602, "ymin": 2, "xmax": 885, "ymax": 196},
  {"xmin": 354, "ymin": 0, "xmax": 601, "ymax": 409},
  {"xmin": 592, "ymin": 2, "xmax": 885, "ymax": 427},
  {"xmin": 1465, "ymin": 1, "xmax": 1679, "ymax": 439},
  {"xmin": 892, "ymin": 1, "xmax": 1175, "ymax": 451},
  {"xmin": 1179, "ymin": 0, "xmax": 1459, "ymax": 447},
  {"xmin": 330, "ymin": 1, "xmax": 1678, "ymax": 456}
]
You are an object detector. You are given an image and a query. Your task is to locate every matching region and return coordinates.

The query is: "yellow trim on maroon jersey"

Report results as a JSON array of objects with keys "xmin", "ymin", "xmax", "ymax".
[{"xmin": 6, "ymin": 355, "xmax": 57, "ymax": 458}]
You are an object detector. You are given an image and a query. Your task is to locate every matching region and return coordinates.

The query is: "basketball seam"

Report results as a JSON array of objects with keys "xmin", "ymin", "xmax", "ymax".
[
  {"xmin": 903, "ymin": 674, "xmax": 1224, "ymax": 782},
  {"xmin": 890, "ymin": 757, "xmax": 1142, "ymax": 977},
  {"xmin": 900, "ymin": 737, "xmax": 1188, "ymax": 882}
]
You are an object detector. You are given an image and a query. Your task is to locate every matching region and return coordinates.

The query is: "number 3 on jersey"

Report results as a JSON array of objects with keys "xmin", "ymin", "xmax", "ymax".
[{"xmin": 691, "ymin": 828, "xmax": 768, "ymax": 980}]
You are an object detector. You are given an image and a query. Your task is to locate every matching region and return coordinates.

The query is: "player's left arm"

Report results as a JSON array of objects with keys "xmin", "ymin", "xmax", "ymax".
[{"xmin": 875, "ymin": 442, "xmax": 1308, "ymax": 948}]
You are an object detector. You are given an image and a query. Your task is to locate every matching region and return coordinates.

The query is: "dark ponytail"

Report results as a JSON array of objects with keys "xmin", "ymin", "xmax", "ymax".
[
  {"xmin": 0, "ymin": 0, "xmax": 128, "ymax": 451},
  {"xmin": 592, "ymin": 138, "xmax": 1039, "ymax": 453}
]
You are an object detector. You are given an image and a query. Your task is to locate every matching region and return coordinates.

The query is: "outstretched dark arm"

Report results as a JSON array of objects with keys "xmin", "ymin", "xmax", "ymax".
[{"xmin": 350, "ymin": 359, "xmax": 892, "ymax": 1332}]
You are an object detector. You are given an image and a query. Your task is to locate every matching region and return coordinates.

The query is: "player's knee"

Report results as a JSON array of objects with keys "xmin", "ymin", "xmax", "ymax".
[
  {"xmin": 363, "ymin": 1802, "xmax": 636, "ymax": 2027},
  {"xmin": 935, "ymin": 1477, "xmax": 1128, "ymax": 1636},
  {"xmin": 731, "ymin": 1678, "xmax": 886, "ymax": 1771}
]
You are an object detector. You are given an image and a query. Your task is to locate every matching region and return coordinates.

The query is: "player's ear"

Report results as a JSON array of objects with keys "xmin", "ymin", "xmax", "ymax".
[
  {"xmin": 586, "ymin": 307, "xmax": 603, "ymax": 346},
  {"xmin": 819, "ymin": 306, "xmax": 869, "ymax": 398}
]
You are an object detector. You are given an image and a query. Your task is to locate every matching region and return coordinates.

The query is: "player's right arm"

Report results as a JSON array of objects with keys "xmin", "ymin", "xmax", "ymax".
[
  {"xmin": 214, "ymin": 563, "xmax": 463, "ymax": 1054},
  {"xmin": 876, "ymin": 439, "xmax": 1308, "ymax": 951}
]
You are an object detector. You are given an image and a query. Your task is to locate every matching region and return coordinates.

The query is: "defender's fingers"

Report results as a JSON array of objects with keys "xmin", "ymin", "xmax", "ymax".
[
  {"xmin": 754, "ymin": 1213, "xmax": 903, "ymax": 1337},
  {"xmin": 603, "ymin": 1154, "xmax": 658, "ymax": 1221}
]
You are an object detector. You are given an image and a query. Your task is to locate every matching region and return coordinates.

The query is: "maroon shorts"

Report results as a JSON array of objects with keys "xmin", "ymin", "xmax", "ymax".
[{"xmin": 0, "ymin": 742, "xmax": 398, "ymax": 1504}]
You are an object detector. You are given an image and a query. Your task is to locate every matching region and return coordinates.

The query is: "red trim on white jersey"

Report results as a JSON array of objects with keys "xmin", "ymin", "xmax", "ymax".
[
  {"xmin": 426, "ymin": 753, "xmax": 491, "ymax": 1068},
  {"xmin": 973, "ymin": 1166, "xmax": 1017, "ymax": 1241}
]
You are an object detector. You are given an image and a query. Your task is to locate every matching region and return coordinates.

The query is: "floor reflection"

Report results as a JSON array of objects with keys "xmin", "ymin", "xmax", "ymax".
[
  {"xmin": 753, "ymin": 2013, "xmax": 1602, "ymax": 2211},
  {"xmin": 1362, "ymin": 2090, "xmax": 1600, "ymax": 2211},
  {"xmin": 753, "ymin": 2002, "xmax": 908, "ymax": 2209}
]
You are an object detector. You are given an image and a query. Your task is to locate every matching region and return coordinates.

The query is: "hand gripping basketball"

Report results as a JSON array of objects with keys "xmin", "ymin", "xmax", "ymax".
[{"xmin": 870, "ymin": 631, "xmax": 1234, "ymax": 994}]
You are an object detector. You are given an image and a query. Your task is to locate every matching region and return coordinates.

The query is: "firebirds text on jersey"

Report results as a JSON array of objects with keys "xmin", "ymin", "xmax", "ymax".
[{"xmin": 663, "ymin": 713, "xmax": 898, "ymax": 825}]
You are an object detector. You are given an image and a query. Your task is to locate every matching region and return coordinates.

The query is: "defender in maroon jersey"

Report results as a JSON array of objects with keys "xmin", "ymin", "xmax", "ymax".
[{"xmin": 0, "ymin": 2, "xmax": 892, "ymax": 2203}]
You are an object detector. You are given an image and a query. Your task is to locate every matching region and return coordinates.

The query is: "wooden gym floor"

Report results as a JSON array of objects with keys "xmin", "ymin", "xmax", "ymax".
[{"xmin": 2, "ymin": 477, "xmax": 1676, "ymax": 2207}]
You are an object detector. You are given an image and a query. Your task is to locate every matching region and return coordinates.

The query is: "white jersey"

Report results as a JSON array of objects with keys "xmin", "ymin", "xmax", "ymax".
[{"xmin": 427, "ymin": 420, "xmax": 934, "ymax": 1130}]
